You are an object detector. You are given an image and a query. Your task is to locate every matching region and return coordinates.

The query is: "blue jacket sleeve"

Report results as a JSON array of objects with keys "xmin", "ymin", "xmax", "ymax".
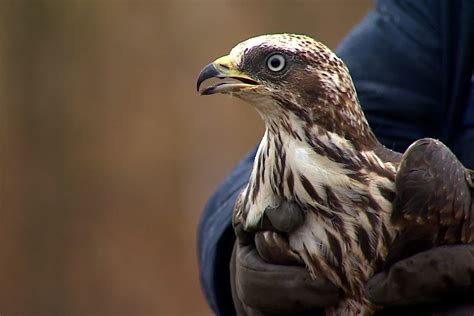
[
  {"xmin": 197, "ymin": 147, "xmax": 256, "ymax": 316},
  {"xmin": 336, "ymin": 0, "xmax": 474, "ymax": 162},
  {"xmin": 336, "ymin": 0, "xmax": 443, "ymax": 152}
]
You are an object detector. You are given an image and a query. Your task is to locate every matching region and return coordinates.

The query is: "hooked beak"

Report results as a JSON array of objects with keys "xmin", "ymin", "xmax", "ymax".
[{"xmin": 196, "ymin": 55, "xmax": 259, "ymax": 95}]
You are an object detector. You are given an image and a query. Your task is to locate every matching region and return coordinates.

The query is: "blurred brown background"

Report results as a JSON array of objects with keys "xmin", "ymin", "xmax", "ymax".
[{"xmin": 0, "ymin": 1, "xmax": 371, "ymax": 315}]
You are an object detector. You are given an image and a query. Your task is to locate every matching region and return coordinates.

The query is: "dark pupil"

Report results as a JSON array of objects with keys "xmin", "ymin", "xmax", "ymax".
[{"xmin": 270, "ymin": 57, "xmax": 281, "ymax": 69}]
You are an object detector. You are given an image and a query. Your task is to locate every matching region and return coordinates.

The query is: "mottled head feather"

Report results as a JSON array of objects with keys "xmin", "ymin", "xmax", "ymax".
[
  {"xmin": 228, "ymin": 34, "xmax": 377, "ymax": 149},
  {"xmin": 230, "ymin": 34, "xmax": 321, "ymax": 60}
]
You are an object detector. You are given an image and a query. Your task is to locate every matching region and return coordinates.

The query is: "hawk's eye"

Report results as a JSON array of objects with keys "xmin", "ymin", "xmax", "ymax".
[{"xmin": 266, "ymin": 53, "xmax": 286, "ymax": 72}]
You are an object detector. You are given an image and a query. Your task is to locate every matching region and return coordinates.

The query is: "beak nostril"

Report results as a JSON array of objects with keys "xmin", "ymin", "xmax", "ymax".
[{"xmin": 219, "ymin": 63, "xmax": 230, "ymax": 70}]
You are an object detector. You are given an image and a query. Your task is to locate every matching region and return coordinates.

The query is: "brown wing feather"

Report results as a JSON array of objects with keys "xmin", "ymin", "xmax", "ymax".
[{"xmin": 387, "ymin": 138, "xmax": 473, "ymax": 265}]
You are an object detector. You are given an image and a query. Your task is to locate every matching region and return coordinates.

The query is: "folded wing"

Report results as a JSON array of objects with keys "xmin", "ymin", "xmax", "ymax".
[{"xmin": 387, "ymin": 138, "xmax": 474, "ymax": 265}]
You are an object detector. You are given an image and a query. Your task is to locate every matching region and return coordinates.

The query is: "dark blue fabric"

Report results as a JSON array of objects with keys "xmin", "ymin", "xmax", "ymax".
[
  {"xmin": 463, "ymin": 74, "xmax": 474, "ymax": 128},
  {"xmin": 197, "ymin": 1, "xmax": 474, "ymax": 315},
  {"xmin": 336, "ymin": 0, "xmax": 443, "ymax": 152},
  {"xmin": 197, "ymin": 148, "xmax": 255, "ymax": 316},
  {"xmin": 454, "ymin": 73, "xmax": 474, "ymax": 169}
]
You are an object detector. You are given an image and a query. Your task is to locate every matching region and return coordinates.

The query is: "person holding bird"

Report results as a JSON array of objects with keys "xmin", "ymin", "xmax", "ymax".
[{"xmin": 197, "ymin": 1, "xmax": 474, "ymax": 315}]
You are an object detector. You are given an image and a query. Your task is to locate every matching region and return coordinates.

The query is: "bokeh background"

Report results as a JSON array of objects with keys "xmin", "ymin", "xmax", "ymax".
[{"xmin": 0, "ymin": 1, "xmax": 371, "ymax": 315}]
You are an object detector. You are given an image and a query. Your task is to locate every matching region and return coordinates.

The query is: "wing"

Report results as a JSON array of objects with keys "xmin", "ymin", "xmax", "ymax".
[{"xmin": 386, "ymin": 138, "xmax": 474, "ymax": 265}]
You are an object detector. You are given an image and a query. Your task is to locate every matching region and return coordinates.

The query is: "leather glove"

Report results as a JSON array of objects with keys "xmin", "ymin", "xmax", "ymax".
[
  {"xmin": 230, "ymin": 201, "xmax": 340, "ymax": 316},
  {"xmin": 231, "ymin": 201, "xmax": 474, "ymax": 316},
  {"xmin": 368, "ymin": 245, "xmax": 474, "ymax": 315}
]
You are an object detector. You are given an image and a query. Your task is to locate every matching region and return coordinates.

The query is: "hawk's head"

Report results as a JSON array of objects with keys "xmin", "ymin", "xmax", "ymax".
[{"xmin": 197, "ymin": 34, "xmax": 376, "ymax": 146}]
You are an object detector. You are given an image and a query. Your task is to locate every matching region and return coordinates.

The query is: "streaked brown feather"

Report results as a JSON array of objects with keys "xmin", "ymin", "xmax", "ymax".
[
  {"xmin": 255, "ymin": 231, "xmax": 303, "ymax": 266},
  {"xmin": 388, "ymin": 138, "xmax": 474, "ymax": 265}
]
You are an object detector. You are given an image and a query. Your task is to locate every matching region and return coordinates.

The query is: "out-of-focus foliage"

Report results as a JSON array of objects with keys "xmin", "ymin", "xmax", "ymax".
[{"xmin": 0, "ymin": 1, "xmax": 370, "ymax": 315}]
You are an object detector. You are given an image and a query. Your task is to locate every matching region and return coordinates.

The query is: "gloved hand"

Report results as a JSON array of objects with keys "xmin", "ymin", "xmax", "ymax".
[
  {"xmin": 230, "ymin": 234, "xmax": 340, "ymax": 316},
  {"xmin": 368, "ymin": 245, "xmax": 474, "ymax": 315},
  {"xmin": 230, "ymin": 201, "xmax": 340, "ymax": 316},
  {"xmin": 231, "ymin": 202, "xmax": 474, "ymax": 316}
]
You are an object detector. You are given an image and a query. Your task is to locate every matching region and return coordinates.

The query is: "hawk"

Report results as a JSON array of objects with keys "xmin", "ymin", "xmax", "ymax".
[{"xmin": 197, "ymin": 34, "xmax": 474, "ymax": 316}]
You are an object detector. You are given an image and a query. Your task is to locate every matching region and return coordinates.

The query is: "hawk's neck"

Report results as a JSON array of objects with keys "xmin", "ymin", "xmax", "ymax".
[{"xmin": 241, "ymin": 114, "xmax": 399, "ymax": 229}]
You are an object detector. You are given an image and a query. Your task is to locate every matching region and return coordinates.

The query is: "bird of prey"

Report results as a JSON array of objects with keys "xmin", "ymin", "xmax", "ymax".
[{"xmin": 197, "ymin": 34, "xmax": 474, "ymax": 316}]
